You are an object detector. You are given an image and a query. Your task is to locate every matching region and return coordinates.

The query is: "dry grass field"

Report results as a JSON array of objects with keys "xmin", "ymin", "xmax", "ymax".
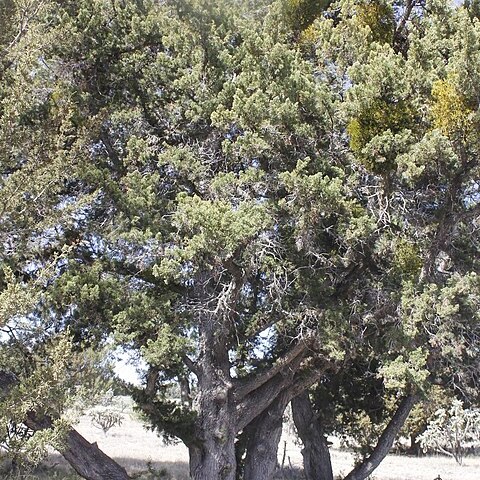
[{"xmin": 27, "ymin": 408, "xmax": 478, "ymax": 480}]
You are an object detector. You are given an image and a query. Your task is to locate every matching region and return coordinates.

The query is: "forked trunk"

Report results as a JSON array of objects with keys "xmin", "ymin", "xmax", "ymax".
[{"xmin": 292, "ymin": 392, "xmax": 333, "ymax": 480}]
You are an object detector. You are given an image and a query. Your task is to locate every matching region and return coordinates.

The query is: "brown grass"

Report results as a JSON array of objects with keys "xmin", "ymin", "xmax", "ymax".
[{"xmin": 15, "ymin": 411, "xmax": 480, "ymax": 480}]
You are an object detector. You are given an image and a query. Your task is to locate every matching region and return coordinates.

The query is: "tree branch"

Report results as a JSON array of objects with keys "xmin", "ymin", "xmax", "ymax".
[
  {"xmin": 343, "ymin": 394, "xmax": 419, "ymax": 480},
  {"xmin": 182, "ymin": 354, "xmax": 198, "ymax": 375},
  {"xmin": 234, "ymin": 334, "xmax": 315, "ymax": 401},
  {"xmin": 235, "ymin": 353, "xmax": 305, "ymax": 431},
  {"xmin": 25, "ymin": 413, "xmax": 131, "ymax": 480},
  {"xmin": 236, "ymin": 357, "xmax": 329, "ymax": 431}
]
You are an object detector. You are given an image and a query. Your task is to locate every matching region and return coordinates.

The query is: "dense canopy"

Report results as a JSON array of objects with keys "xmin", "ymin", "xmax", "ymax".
[{"xmin": 1, "ymin": 1, "xmax": 479, "ymax": 479}]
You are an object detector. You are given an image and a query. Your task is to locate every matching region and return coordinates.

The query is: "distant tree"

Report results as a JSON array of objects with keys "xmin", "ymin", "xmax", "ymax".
[
  {"xmin": 89, "ymin": 391, "xmax": 127, "ymax": 436},
  {"xmin": 419, "ymin": 400, "xmax": 480, "ymax": 465}
]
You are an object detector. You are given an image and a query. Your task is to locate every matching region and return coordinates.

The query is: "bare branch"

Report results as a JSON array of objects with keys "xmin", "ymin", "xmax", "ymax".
[{"xmin": 182, "ymin": 355, "xmax": 198, "ymax": 375}]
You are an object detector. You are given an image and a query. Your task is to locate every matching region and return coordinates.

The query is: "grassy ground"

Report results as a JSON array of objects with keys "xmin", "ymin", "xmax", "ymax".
[{"xmin": 4, "ymin": 410, "xmax": 480, "ymax": 480}]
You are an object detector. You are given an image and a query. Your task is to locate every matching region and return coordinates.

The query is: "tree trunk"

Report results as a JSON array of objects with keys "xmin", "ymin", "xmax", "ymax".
[
  {"xmin": 189, "ymin": 418, "xmax": 237, "ymax": 480},
  {"xmin": 25, "ymin": 413, "xmax": 131, "ymax": 480},
  {"xmin": 1, "ymin": 371, "xmax": 130, "ymax": 480},
  {"xmin": 292, "ymin": 392, "xmax": 333, "ymax": 480},
  {"xmin": 242, "ymin": 392, "xmax": 290, "ymax": 480},
  {"xmin": 235, "ymin": 359, "xmax": 330, "ymax": 480},
  {"xmin": 343, "ymin": 394, "xmax": 419, "ymax": 480},
  {"xmin": 408, "ymin": 433, "xmax": 422, "ymax": 456},
  {"xmin": 189, "ymin": 325, "xmax": 237, "ymax": 480}
]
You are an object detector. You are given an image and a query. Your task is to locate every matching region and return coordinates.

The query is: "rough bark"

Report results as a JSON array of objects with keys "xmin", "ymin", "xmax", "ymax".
[
  {"xmin": 187, "ymin": 335, "xmax": 323, "ymax": 479},
  {"xmin": 189, "ymin": 407, "xmax": 237, "ymax": 480},
  {"xmin": 240, "ymin": 365, "xmax": 331, "ymax": 480},
  {"xmin": 189, "ymin": 322, "xmax": 237, "ymax": 480},
  {"xmin": 343, "ymin": 395, "xmax": 419, "ymax": 480},
  {"xmin": 235, "ymin": 366, "xmax": 299, "ymax": 432},
  {"xmin": 242, "ymin": 391, "xmax": 290, "ymax": 480},
  {"xmin": 26, "ymin": 414, "xmax": 130, "ymax": 480},
  {"xmin": 1, "ymin": 371, "xmax": 130, "ymax": 480},
  {"xmin": 292, "ymin": 392, "xmax": 333, "ymax": 480}
]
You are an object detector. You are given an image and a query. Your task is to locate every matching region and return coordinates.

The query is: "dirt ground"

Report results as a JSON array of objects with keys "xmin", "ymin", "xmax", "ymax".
[{"xmin": 49, "ymin": 413, "xmax": 479, "ymax": 480}]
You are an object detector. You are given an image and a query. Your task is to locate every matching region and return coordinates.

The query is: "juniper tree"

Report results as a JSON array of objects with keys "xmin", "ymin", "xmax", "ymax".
[
  {"xmin": 285, "ymin": 2, "xmax": 480, "ymax": 479},
  {"xmin": 1, "ymin": 2, "xmax": 480, "ymax": 480},
  {"xmin": 0, "ymin": 1, "xmax": 354, "ymax": 478}
]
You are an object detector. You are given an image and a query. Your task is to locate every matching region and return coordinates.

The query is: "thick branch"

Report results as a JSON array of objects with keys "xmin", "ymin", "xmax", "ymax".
[
  {"xmin": 182, "ymin": 354, "xmax": 198, "ymax": 375},
  {"xmin": 292, "ymin": 392, "xmax": 333, "ymax": 480},
  {"xmin": 236, "ymin": 355, "xmax": 304, "ymax": 431},
  {"xmin": 25, "ymin": 414, "xmax": 130, "ymax": 480},
  {"xmin": 343, "ymin": 394, "xmax": 419, "ymax": 480},
  {"xmin": 234, "ymin": 335, "xmax": 313, "ymax": 401},
  {"xmin": 393, "ymin": 0, "xmax": 416, "ymax": 44},
  {"xmin": 241, "ymin": 366, "xmax": 333, "ymax": 480},
  {"xmin": 236, "ymin": 358, "xmax": 327, "ymax": 431}
]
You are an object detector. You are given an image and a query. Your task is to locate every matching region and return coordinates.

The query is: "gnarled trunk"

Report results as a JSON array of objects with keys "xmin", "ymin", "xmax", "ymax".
[
  {"xmin": 189, "ymin": 412, "xmax": 237, "ymax": 480},
  {"xmin": 190, "ymin": 324, "xmax": 236, "ymax": 480},
  {"xmin": 242, "ymin": 391, "xmax": 290, "ymax": 480},
  {"xmin": 292, "ymin": 392, "xmax": 333, "ymax": 480}
]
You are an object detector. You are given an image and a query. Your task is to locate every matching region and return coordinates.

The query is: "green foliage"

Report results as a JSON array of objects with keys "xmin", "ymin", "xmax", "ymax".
[
  {"xmin": 0, "ymin": 0, "xmax": 16, "ymax": 50},
  {"xmin": 0, "ymin": 333, "xmax": 115, "ymax": 466},
  {"xmin": 282, "ymin": 0, "xmax": 332, "ymax": 32},
  {"xmin": 140, "ymin": 325, "xmax": 192, "ymax": 370},
  {"xmin": 380, "ymin": 348, "xmax": 429, "ymax": 392},
  {"xmin": 392, "ymin": 239, "xmax": 422, "ymax": 280},
  {"xmin": 354, "ymin": 1, "xmax": 395, "ymax": 44},
  {"xmin": 347, "ymin": 99, "xmax": 415, "ymax": 173},
  {"xmin": 1, "ymin": 0, "xmax": 480, "ymax": 475},
  {"xmin": 465, "ymin": 0, "xmax": 480, "ymax": 19}
]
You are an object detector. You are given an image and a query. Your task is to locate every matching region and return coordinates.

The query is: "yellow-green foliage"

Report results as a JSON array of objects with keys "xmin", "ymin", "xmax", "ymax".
[
  {"xmin": 380, "ymin": 347, "xmax": 429, "ymax": 391},
  {"xmin": 430, "ymin": 79, "xmax": 473, "ymax": 137},
  {"xmin": 298, "ymin": 22, "xmax": 321, "ymax": 47},
  {"xmin": 283, "ymin": 0, "xmax": 331, "ymax": 32},
  {"xmin": 355, "ymin": 1, "xmax": 395, "ymax": 44},
  {"xmin": 347, "ymin": 99, "xmax": 414, "ymax": 173},
  {"xmin": 393, "ymin": 239, "xmax": 422, "ymax": 280},
  {"xmin": 401, "ymin": 385, "xmax": 451, "ymax": 440}
]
